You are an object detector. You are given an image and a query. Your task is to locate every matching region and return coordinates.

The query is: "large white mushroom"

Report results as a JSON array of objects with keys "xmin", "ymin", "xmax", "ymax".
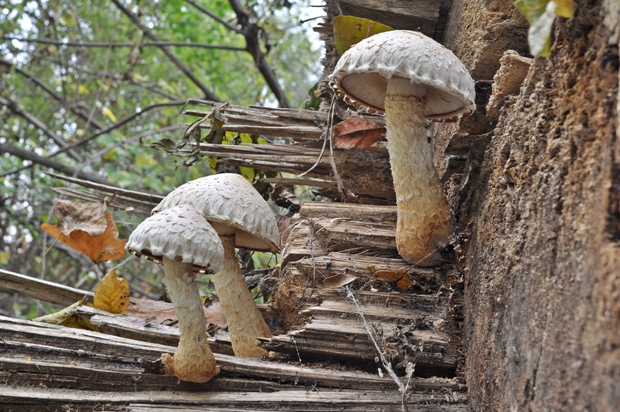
[
  {"xmin": 152, "ymin": 173, "xmax": 279, "ymax": 358},
  {"xmin": 330, "ymin": 30, "xmax": 476, "ymax": 266},
  {"xmin": 126, "ymin": 205, "xmax": 224, "ymax": 383}
]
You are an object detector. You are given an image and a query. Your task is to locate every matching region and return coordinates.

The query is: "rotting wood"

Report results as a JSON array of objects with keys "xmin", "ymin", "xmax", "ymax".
[
  {"xmin": 264, "ymin": 290, "xmax": 458, "ymax": 377},
  {"xmin": 181, "ymin": 100, "xmax": 386, "ymax": 144},
  {"xmin": 0, "ymin": 314, "xmax": 467, "ymax": 412},
  {"xmin": 272, "ymin": 201, "xmax": 460, "ymax": 378},
  {"xmin": 0, "ymin": 268, "xmax": 92, "ymax": 307},
  {"xmin": 195, "ymin": 143, "xmax": 394, "ymax": 202},
  {"xmin": 0, "ymin": 387, "xmax": 468, "ymax": 412}
]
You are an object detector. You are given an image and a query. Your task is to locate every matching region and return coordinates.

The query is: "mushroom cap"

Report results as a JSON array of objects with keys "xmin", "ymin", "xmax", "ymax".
[
  {"xmin": 126, "ymin": 205, "xmax": 224, "ymax": 274},
  {"xmin": 152, "ymin": 173, "xmax": 280, "ymax": 253},
  {"xmin": 329, "ymin": 30, "xmax": 476, "ymax": 121}
]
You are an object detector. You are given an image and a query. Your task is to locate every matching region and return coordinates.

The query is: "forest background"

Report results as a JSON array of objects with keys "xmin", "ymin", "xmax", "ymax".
[{"xmin": 0, "ymin": 0, "xmax": 321, "ymax": 318}]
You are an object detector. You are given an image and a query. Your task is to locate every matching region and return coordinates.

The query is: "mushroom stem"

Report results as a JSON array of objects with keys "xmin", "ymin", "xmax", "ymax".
[
  {"xmin": 160, "ymin": 257, "xmax": 220, "ymax": 382},
  {"xmin": 384, "ymin": 78, "xmax": 454, "ymax": 266},
  {"xmin": 210, "ymin": 233, "xmax": 273, "ymax": 358}
]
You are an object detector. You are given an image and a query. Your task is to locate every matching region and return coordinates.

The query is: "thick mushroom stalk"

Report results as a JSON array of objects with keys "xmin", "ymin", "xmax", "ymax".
[
  {"xmin": 161, "ymin": 257, "xmax": 220, "ymax": 382},
  {"xmin": 329, "ymin": 30, "xmax": 475, "ymax": 266},
  {"xmin": 384, "ymin": 78, "xmax": 454, "ymax": 266},
  {"xmin": 125, "ymin": 205, "xmax": 224, "ymax": 383},
  {"xmin": 151, "ymin": 173, "xmax": 280, "ymax": 358},
  {"xmin": 210, "ymin": 228, "xmax": 272, "ymax": 358}
]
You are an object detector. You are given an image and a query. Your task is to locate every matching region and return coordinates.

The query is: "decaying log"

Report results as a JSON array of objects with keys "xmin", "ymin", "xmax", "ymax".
[
  {"xmin": 264, "ymin": 289, "xmax": 458, "ymax": 377},
  {"xmin": 0, "ymin": 315, "xmax": 467, "ymax": 411},
  {"xmin": 182, "ymin": 100, "xmax": 388, "ymax": 144},
  {"xmin": 271, "ymin": 202, "xmax": 461, "ymax": 378},
  {"xmin": 196, "ymin": 142, "xmax": 395, "ymax": 202},
  {"xmin": 0, "ymin": 268, "xmax": 91, "ymax": 307}
]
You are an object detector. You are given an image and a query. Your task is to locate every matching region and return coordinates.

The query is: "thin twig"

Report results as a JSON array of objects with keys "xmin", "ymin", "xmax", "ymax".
[
  {"xmin": 325, "ymin": 94, "xmax": 344, "ymax": 192},
  {"xmin": 110, "ymin": 0, "xmax": 220, "ymax": 101},
  {"xmin": 345, "ymin": 286, "xmax": 409, "ymax": 412},
  {"xmin": 1, "ymin": 36, "xmax": 247, "ymax": 51}
]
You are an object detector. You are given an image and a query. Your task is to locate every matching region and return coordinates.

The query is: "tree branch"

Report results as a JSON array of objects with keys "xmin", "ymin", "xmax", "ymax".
[
  {"xmin": 0, "ymin": 58, "xmax": 106, "ymax": 132},
  {"xmin": 110, "ymin": 0, "xmax": 221, "ymax": 102},
  {"xmin": 0, "ymin": 96, "xmax": 84, "ymax": 162},
  {"xmin": 0, "ymin": 143, "xmax": 109, "ymax": 185},
  {"xmin": 185, "ymin": 0, "xmax": 242, "ymax": 34},
  {"xmin": 0, "ymin": 100, "xmax": 187, "ymax": 178},
  {"xmin": 228, "ymin": 0, "xmax": 291, "ymax": 108},
  {"xmin": 1, "ymin": 36, "xmax": 246, "ymax": 51}
]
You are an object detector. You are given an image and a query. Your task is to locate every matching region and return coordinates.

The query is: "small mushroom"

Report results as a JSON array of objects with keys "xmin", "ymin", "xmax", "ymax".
[
  {"xmin": 126, "ymin": 205, "xmax": 224, "ymax": 383},
  {"xmin": 330, "ymin": 30, "xmax": 476, "ymax": 266},
  {"xmin": 152, "ymin": 173, "xmax": 279, "ymax": 358}
]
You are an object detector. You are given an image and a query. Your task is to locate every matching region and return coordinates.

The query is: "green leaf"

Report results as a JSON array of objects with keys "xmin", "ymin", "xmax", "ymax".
[{"xmin": 515, "ymin": 0, "xmax": 574, "ymax": 56}]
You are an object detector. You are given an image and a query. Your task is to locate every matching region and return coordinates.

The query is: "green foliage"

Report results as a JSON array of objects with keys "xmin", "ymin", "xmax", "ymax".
[{"xmin": 515, "ymin": 0, "xmax": 574, "ymax": 56}]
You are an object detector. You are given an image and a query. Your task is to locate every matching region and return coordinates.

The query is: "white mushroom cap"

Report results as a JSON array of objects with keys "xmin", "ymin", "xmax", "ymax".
[
  {"xmin": 126, "ymin": 205, "xmax": 224, "ymax": 273},
  {"xmin": 152, "ymin": 173, "xmax": 280, "ymax": 253},
  {"xmin": 329, "ymin": 30, "xmax": 476, "ymax": 121}
]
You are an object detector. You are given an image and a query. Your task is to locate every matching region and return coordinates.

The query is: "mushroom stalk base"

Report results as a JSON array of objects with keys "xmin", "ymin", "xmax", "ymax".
[
  {"xmin": 161, "ymin": 257, "xmax": 219, "ymax": 383},
  {"xmin": 211, "ymin": 234, "xmax": 273, "ymax": 358},
  {"xmin": 385, "ymin": 78, "xmax": 454, "ymax": 266}
]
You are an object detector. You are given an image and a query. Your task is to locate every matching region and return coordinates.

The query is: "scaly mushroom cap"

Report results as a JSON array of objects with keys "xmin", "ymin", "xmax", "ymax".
[
  {"xmin": 329, "ymin": 30, "xmax": 475, "ymax": 121},
  {"xmin": 126, "ymin": 205, "xmax": 224, "ymax": 273},
  {"xmin": 152, "ymin": 173, "xmax": 280, "ymax": 253}
]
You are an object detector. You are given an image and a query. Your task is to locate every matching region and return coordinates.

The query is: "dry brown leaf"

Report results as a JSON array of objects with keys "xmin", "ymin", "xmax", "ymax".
[
  {"xmin": 373, "ymin": 269, "xmax": 410, "ymax": 290},
  {"xmin": 42, "ymin": 211, "xmax": 126, "ymax": 262},
  {"xmin": 323, "ymin": 273, "xmax": 357, "ymax": 289},
  {"xmin": 333, "ymin": 117, "xmax": 386, "ymax": 150},
  {"xmin": 126, "ymin": 297, "xmax": 227, "ymax": 330},
  {"xmin": 93, "ymin": 270, "xmax": 130, "ymax": 314},
  {"xmin": 49, "ymin": 197, "xmax": 113, "ymax": 237}
]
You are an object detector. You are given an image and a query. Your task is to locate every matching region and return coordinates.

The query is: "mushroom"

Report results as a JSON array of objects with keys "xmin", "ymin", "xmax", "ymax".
[
  {"xmin": 125, "ymin": 205, "xmax": 224, "ymax": 383},
  {"xmin": 152, "ymin": 173, "xmax": 279, "ymax": 358},
  {"xmin": 330, "ymin": 30, "xmax": 475, "ymax": 266}
]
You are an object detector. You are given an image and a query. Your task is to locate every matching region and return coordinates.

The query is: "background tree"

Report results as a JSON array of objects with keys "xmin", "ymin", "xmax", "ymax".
[{"xmin": 0, "ymin": 0, "xmax": 320, "ymax": 318}]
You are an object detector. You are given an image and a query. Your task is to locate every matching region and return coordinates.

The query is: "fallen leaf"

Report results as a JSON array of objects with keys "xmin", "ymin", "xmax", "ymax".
[
  {"xmin": 94, "ymin": 270, "xmax": 130, "ymax": 314},
  {"xmin": 49, "ymin": 197, "xmax": 112, "ymax": 237},
  {"xmin": 126, "ymin": 297, "xmax": 227, "ymax": 330},
  {"xmin": 373, "ymin": 269, "xmax": 410, "ymax": 290},
  {"xmin": 324, "ymin": 273, "xmax": 357, "ymax": 289},
  {"xmin": 42, "ymin": 211, "xmax": 127, "ymax": 262},
  {"xmin": 333, "ymin": 15, "xmax": 393, "ymax": 55},
  {"xmin": 333, "ymin": 117, "xmax": 386, "ymax": 150},
  {"xmin": 34, "ymin": 301, "xmax": 98, "ymax": 331}
]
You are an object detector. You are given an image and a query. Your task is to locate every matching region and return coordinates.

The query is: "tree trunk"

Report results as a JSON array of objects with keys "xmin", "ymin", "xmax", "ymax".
[{"xmin": 437, "ymin": 0, "xmax": 619, "ymax": 409}]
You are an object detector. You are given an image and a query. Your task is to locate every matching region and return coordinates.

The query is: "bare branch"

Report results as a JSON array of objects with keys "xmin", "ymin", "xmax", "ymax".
[
  {"xmin": 185, "ymin": 0, "xmax": 242, "ymax": 34},
  {"xmin": 0, "ymin": 143, "xmax": 109, "ymax": 185},
  {"xmin": 0, "ymin": 96, "xmax": 83, "ymax": 162},
  {"xmin": 0, "ymin": 58, "xmax": 106, "ymax": 132},
  {"xmin": 228, "ymin": 0, "xmax": 292, "ymax": 108},
  {"xmin": 109, "ymin": 0, "xmax": 221, "ymax": 102},
  {"xmin": 0, "ymin": 100, "xmax": 187, "ymax": 178},
  {"xmin": 1, "ymin": 36, "xmax": 247, "ymax": 52}
]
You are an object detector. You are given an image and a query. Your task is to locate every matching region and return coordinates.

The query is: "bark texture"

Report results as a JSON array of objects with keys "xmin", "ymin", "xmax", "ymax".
[{"xmin": 439, "ymin": 0, "xmax": 619, "ymax": 409}]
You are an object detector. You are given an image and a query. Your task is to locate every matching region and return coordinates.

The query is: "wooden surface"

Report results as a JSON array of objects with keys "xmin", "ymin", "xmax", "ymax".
[{"xmin": 0, "ymin": 314, "xmax": 467, "ymax": 411}]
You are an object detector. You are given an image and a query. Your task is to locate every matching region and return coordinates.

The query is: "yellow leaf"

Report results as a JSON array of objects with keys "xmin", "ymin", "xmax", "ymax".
[
  {"xmin": 102, "ymin": 107, "xmax": 117, "ymax": 123},
  {"xmin": 208, "ymin": 156, "xmax": 217, "ymax": 170},
  {"xmin": 135, "ymin": 152, "xmax": 156, "ymax": 168},
  {"xmin": 552, "ymin": 0, "xmax": 574, "ymax": 18},
  {"xmin": 333, "ymin": 16, "xmax": 393, "ymax": 55},
  {"xmin": 34, "ymin": 301, "xmax": 98, "ymax": 331},
  {"xmin": 94, "ymin": 270, "xmax": 130, "ymax": 314},
  {"xmin": 240, "ymin": 166, "xmax": 255, "ymax": 181}
]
